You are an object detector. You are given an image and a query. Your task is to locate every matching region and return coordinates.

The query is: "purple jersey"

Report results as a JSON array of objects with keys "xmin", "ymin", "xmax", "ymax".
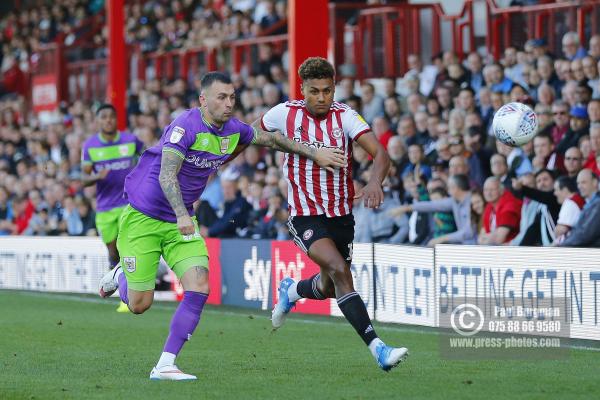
[
  {"xmin": 124, "ymin": 108, "xmax": 255, "ymax": 222},
  {"xmin": 81, "ymin": 132, "xmax": 143, "ymax": 212}
]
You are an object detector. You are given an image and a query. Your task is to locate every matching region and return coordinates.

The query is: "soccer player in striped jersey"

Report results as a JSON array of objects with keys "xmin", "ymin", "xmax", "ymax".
[
  {"xmin": 82, "ymin": 104, "xmax": 144, "ymax": 313},
  {"xmin": 263, "ymin": 57, "xmax": 409, "ymax": 371},
  {"xmin": 97, "ymin": 72, "xmax": 346, "ymax": 380}
]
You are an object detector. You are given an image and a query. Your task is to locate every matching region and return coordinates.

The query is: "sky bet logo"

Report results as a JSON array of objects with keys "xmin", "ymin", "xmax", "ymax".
[{"xmin": 243, "ymin": 246, "xmax": 272, "ymax": 310}]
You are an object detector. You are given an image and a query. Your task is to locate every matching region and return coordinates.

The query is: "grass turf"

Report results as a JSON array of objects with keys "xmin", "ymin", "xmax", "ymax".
[{"xmin": 1, "ymin": 290, "xmax": 599, "ymax": 400}]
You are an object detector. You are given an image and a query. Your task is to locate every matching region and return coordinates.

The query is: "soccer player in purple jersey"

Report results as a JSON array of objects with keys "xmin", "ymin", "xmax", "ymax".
[
  {"xmin": 82, "ymin": 104, "xmax": 143, "ymax": 312},
  {"xmin": 98, "ymin": 72, "xmax": 346, "ymax": 380}
]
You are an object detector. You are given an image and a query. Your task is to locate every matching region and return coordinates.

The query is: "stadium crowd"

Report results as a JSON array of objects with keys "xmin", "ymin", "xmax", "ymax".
[{"xmin": 1, "ymin": 1, "xmax": 600, "ymax": 247}]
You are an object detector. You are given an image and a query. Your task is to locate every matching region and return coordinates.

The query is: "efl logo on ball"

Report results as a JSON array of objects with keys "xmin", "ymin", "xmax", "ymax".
[{"xmin": 492, "ymin": 102, "xmax": 538, "ymax": 147}]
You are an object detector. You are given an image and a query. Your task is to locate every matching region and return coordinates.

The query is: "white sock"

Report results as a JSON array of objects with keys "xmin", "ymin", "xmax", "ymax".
[
  {"xmin": 156, "ymin": 352, "xmax": 176, "ymax": 368},
  {"xmin": 287, "ymin": 281, "xmax": 302, "ymax": 303},
  {"xmin": 368, "ymin": 338, "xmax": 384, "ymax": 358},
  {"xmin": 113, "ymin": 265, "xmax": 123, "ymax": 285}
]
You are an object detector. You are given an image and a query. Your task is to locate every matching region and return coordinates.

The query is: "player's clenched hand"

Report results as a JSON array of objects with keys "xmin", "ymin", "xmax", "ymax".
[
  {"xmin": 177, "ymin": 215, "xmax": 195, "ymax": 235},
  {"xmin": 314, "ymin": 147, "xmax": 346, "ymax": 173},
  {"xmin": 354, "ymin": 182, "xmax": 384, "ymax": 209}
]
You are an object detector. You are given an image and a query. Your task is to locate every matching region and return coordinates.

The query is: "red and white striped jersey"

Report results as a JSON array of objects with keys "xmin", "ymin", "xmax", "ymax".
[{"xmin": 261, "ymin": 100, "xmax": 370, "ymax": 217}]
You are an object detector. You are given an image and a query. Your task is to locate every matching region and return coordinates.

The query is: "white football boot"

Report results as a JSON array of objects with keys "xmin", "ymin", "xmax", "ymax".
[{"xmin": 150, "ymin": 365, "xmax": 197, "ymax": 381}]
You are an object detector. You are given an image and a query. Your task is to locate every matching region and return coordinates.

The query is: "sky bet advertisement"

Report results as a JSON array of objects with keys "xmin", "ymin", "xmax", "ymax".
[{"xmin": 2, "ymin": 237, "xmax": 600, "ymax": 340}]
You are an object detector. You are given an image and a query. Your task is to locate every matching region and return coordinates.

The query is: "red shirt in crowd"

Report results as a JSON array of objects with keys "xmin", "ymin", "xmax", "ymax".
[
  {"xmin": 482, "ymin": 191, "xmax": 522, "ymax": 243},
  {"xmin": 583, "ymin": 151, "xmax": 600, "ymax": 175}
]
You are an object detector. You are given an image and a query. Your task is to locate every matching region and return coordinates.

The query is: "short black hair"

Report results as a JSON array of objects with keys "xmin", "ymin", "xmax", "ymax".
[
  {"xmin": 298, "ymin": 57, "xmax": 335, "ymax": 81},
  {"xmin": 535, "ymin": 168, "xmax": 555, "ymax": 180},
  {"xmin": 200, "ymin": 71, "xmax": 232, "ymax": 90},
  {"xmin": 556, "ymin": 175, "xmax": 577, "ymax": 193},
  {"xmin": 451, "ymin": 174, "xmax": 470, "ymax": 191},
  {"xmin": 96, "ymin": 103, "xmax": 116, "ymax": 115}
]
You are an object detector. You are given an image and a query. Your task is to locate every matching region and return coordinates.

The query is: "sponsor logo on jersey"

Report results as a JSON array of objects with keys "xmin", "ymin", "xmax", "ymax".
[
  {"xmin": 292, "ymin": 137, "xmax": 341, "ymax": 151},
  {"xmin": 185, "ymin": 155, "xmax": 226, "ymax": 170},
  {"xmin": 170, "ymin": 126, "xmax": 185, "ymax": 143}
]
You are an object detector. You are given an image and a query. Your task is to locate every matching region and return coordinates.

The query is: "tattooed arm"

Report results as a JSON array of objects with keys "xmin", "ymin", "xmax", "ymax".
[
  {"xmin": 250, "ymin": 120, "xmax": 346, "ymax": 172},
  {"xmin": 158, "ymin": 149, "xmax": 195, "ymax": 235}
]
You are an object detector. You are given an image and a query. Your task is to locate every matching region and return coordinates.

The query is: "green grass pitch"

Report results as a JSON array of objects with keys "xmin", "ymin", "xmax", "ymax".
[{"xmin": 1, "ymin": 290, "xmax": 599, "ymax": 400}]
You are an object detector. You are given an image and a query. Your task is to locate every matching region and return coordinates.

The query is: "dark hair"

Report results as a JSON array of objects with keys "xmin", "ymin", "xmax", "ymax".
[
  {"xmin": 556, "ymin": 175, "xmax": 577, "ymax": 192},
  {"xmin": 298, "ymin": 57, "xmax": 335, "ymax": 81},
  {"xmin": 96, "ymin": 103, "xmax": 116, "ymax": 116},
  {"xmin": 535, "ymin": 168, "xmax": 555, "ymax": 180},
  {"xmin": 534, "ymin": 131, "xmax": 554, "ymax": 144},
  {"xmin": 451, "ymin": 174, "xmax": 470, "ymax": 191},
  {"xmin": 200, "ymin": 71, "xmax": 232, "ymax": 90}
]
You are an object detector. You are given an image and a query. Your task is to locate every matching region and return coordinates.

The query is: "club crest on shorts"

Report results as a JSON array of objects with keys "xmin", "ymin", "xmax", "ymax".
[
  {"xmin": 220, "ymin": 137, "xmax": 230, "ymax": 153},
  {"xmin": 123, "ymin": 257, "xmax": 136, "ymax": 273},
  {"xmin": 303, "ymin": 229, "xmax": 313, "ymax": 241},
  {"xmin": 331, "ymin": 128, "xmax": 343, "ymax": 139},
  {"xmin": 169, "ymin": 126, "xmax": 185, "ymax": 143}
]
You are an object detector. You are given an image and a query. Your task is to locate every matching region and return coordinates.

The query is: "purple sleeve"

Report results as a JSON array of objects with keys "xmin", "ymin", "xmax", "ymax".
[
  {"xmin": 135, "ymin": 137, "xmax": 144, "ymax": 154},
  {"xmin": 238, "ymin": 121, "xmax": 256, "ymax": 146},
  {"xmin": 81, "ymin": 141, "xmax": 91, "ymax": 164},
  {"xmin": 162, "ymin": 118, "xmax": 196, "ymax": 158}
]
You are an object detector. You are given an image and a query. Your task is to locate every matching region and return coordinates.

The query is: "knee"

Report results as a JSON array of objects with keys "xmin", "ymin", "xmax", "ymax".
[
  {"xmin": 129, "ymin": 301, "xmax": 152, "ymax": 315},
  {"xmin": 326, "ymin": 261, "xmax": 350, "ymax": 282}
]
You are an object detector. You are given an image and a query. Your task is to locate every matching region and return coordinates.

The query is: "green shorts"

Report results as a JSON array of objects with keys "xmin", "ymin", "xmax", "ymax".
[
  {"xmin": 96, "ymin": 206, "xmax": 126, "ymax": 243},
  {"xmin": 116, "ymin": 204, "xmax": 209, "ymax": 291}
]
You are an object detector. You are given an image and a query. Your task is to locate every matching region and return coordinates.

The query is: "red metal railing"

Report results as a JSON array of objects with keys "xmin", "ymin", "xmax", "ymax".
[{"xmin": 27, "ymin": 0, "xmax": 600, "ymax": 107}]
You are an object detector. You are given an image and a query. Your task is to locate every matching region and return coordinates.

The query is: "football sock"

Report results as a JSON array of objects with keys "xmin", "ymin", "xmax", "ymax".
[
  {"xmin": 337, "ymin": 291, "xmax": 378, "ymax": 345},
  {"xmin": 295, "ymin": 274, "xmax": 326, "ymax": 300},
  {"xmin": 116, "ymin": 270, "xmax": 129, "ymax": 305},
  {"xmin": 162, "ymin": 291, "xmax": 208, "ymax": 358},
  {"xmin": 368, "ymin": 338, "xmax": 385, "ymax": 358},
  {"xmin": 156, "ymin": 352, "xmax": 176, "ymax": 369}
]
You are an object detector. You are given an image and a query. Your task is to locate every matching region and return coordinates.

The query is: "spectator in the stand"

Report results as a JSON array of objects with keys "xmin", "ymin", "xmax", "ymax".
[
  {"xmin": 478, "ymin": 176, "xmax": 522, "ymax": 245},
  {"xmin": 537, "ymin": 56, "xmax": 562, "ymax": 96},
  {"xmin": 390, "ymin": 174, "xmax": 475, "ymax": 245},
  {"xmin": 371, "ymin": 116, "xmax": 395, "ymax": 150},
  {"xmin": 470, "ymin": 189, "xmax": 486, "ymax": 234},
  {"xmin": 563, "ymin": 146, "xmax": 585, "ymax": 185},
  {"xmin": 484, "ymin": 63, "xmax": 513, "ymax": 94},
  {"xmin": 588, "ymin": 99, "xmax": 600, "ymax": 123},
  {"xmin": 559, "ymin": 169, "xmax": 600, "ymax": 246},
  {"xmin": 387, "ymin": 136, "xmax": 408, "ymax": 175},
  {"xmin": 532, "ymin": 132, "xmax": 565, "ymax": 173},
  {"xmin": 202, "ymin": 177, "xmax": 252, "ymax": 238},
  {"xmin": 553, "ymin": 175, "xmax": 586, "ymax": 244},
  {"xmin": 359, "ymin": 179, "xmax": 408, "ymax": 244},
  {"xmin": 402, "ymin": 144, "xmax": 432, "ymax": 181},
  {"xmin": 407, "ymin": 53, "xmax": 437, "ymax": 96},
  {"xmin": 384, "ymin": 96, "xmax": 402, "ymax": 132},
  {"xmin": 359, "ymin": 82, "xmax": 384, "ymax": 124},
  {"xmin": 0, "ymin": 187, "xmax": 13, "ymax": 235},
  {"xmin": 557, "ymin": 105, "xmax": 590, "ymax": 155},
  {"xmin": 510, "ymin": 169, "xmax": 560, "ymax": 246},
  {"xmin": 561, "ymin": 31, "xmax": 587, "ymax": 61},
  {"xmin": 589, "ymin": 34, "xmax": 600, "ymax": 60},
  {"xmin": 583, "ymin": 122, "xmax": 600, "ymax": 174},
  {"xmin": 466, "ymin": 52, "xmax": 485, "ymax": 93},
  {"xmin": 582, "ymin": 56, "xmax": 599, "ymax": 97},
  {"xmin": 496, "ymin": 140, "xmax": 533, "ymax": 177},
  {"xmin": 548, "ymin": 100, "xmax": 571, "ymax": 146},
  {"xmin": 396, "ymin": 115, "xmax": 418, "ymax": 146},
  {"xmin": 490, "ymin": 154, "xmax": 510, "ymax": 185}
]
